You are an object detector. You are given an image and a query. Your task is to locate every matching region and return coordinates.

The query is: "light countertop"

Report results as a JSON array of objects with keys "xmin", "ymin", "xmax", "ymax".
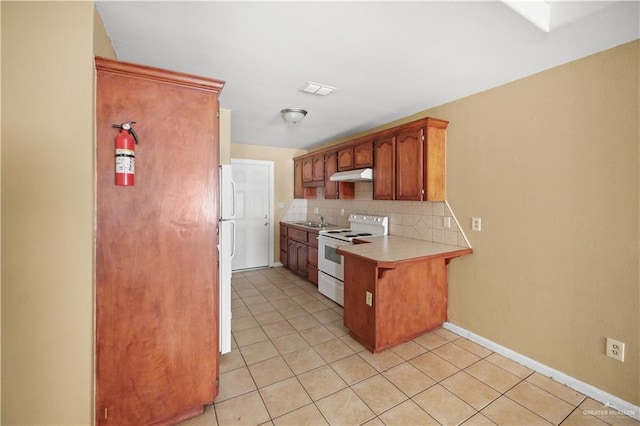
[
  {"xmin": 337, "ymin": 235, "xmax": 472, "ymax": 267},
  {"xmin": 282, "ymin": 221, "xmax": 345, "ymax": 232}
]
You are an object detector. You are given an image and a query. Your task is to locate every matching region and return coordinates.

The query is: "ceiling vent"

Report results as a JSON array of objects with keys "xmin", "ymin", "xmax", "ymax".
[{"xmin": 300, "ymin": 81, "xmax": 336, "ymax": 96}]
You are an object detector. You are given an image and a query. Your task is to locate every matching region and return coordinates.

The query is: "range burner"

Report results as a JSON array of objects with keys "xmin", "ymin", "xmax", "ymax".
[{"xmin": 318, "ymin": 214, "xmax": 388, "ymax": 243}]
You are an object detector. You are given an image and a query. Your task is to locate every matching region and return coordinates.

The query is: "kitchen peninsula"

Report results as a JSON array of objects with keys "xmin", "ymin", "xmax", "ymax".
[{"xmin": 337, "ymin": 236, "xmax": 472, "ymax": 353}]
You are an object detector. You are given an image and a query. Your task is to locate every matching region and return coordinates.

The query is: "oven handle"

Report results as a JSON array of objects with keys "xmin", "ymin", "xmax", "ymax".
[{"xmin": 318, "ymin": 235, "xmax": 349, "ymax": 249}]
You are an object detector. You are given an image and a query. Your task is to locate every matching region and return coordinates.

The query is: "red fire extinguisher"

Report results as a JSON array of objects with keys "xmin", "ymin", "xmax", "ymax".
[{"xmin": 113, "ymin": 121, "xmax": 139, "ymax": 186}]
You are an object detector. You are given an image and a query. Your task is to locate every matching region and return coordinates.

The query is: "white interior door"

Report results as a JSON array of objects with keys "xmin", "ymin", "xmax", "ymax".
[{"xmin": 231, "ymin": 159, "xmax": 273, "ymax": 270}]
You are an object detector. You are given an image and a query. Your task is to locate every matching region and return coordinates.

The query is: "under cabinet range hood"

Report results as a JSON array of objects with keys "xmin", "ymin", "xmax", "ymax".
[{"xmin": 329, "ymin": 168, "xmax": 373, "ymax": 182}]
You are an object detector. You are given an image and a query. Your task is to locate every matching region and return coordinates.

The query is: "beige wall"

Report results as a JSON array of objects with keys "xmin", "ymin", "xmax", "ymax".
[
  {"xmin": 94, "ymin": 7, "xmax": 116, "ymax": 59},
  {"xmin": 2, "ymin": 2, "xmax": 102, "ymax": 424},
  {"xmin": 432, "ymin": 41, "xmax": 638, "ymax": 405},
  {"xmin": 230, "ymin": 144, "xmax": 306, "ymax": 260}
]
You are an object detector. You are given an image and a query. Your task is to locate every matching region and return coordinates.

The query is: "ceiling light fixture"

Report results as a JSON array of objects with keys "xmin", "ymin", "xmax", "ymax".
[
  {"xmin": 300, "ymin": 81, "xmax": 337, "ymax": 96},
  {"xmin": 280, "ymin": 108, "xmax": 308, "ymax": 124}
]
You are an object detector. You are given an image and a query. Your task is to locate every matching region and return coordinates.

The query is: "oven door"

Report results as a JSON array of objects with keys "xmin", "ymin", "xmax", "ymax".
[
  {"xmin": 318, "ymin": 272, "xmax": 344, "ymax": 306},
  {"xmin": 317, "ymin": 235, "xmax": 349, "ymax": 281}
]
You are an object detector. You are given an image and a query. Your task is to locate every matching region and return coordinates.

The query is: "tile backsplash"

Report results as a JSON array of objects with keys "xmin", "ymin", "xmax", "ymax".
[{"xmin": 282, "ymin": 182, "xmax": 470, "ymax": 248}]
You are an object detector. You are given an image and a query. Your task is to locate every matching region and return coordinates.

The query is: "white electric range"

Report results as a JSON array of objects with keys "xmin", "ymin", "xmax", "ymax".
[{"xmin": 317, "ymin": 214, "xmax": 389, "ymax": 306}]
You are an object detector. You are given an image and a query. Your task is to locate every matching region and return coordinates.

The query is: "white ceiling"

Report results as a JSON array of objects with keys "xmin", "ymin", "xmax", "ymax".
[{"xmin": 96, "ymin": 1, "xmax": 639, "ymax": 149}]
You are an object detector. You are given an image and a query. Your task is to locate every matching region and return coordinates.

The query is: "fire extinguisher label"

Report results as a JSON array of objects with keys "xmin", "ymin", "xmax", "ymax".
[{"xmin": 115, "ymin": 149, "xmax": 135, "ymax": 174}]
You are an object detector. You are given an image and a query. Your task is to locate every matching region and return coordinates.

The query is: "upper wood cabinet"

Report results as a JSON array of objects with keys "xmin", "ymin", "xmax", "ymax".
[
  {"xmin": 373, "ymin": 136, "xmax": 395, "ymax": 200},
  {"xmin": 396, "ymin": 127, "xmax": 424, "ymax": 201},
  {"xmin": 337, "ymin": 140, "xmax": 373, "ymax": 171},
  {"xmin": 312, "ymin": 154, "xmax": 324, "ymax": 182},
  {"xmin": 374, "ymin": 118, "xmax": 448, "ymax": 201},
  {"xmin": 424, "ymin": 124, "xmax": 446, "ymax": 201},
  {"xmin": 294, "ymin": 116, "xmax": 448, "ymax": 201},
  {"xmin": 302, "ymin": 157, "xmax": 313, "ymax": 183},
  {"xmin": 325, "ymin": 151, "xmax": 355, "ymax": 200},
  {"xmin": 294, "ymin": 159, "xmax": 305, "ymax": 198},
  {"xmin": 353, "ymin": 140, "xmax": 373, "ymax": 169},
  {"xmin": 337, "ymin": 147, "xmax": 354, "ymax": 171},
  {"xmin": 294, "ymin": 159, "xmax": 317, "ymax": 199},
  {"xmin": 302, "ymin": 154, "xmax": 324, "ymax": 187},
  {"xmin": 324, "ymin": 152, "xmax": 339, "ymax": 199}
]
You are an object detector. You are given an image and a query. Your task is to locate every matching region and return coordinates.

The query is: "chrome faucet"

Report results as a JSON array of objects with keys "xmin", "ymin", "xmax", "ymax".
[{"xmin": 316, "ymin": 214, "xmax": 326, "ymax": 225}]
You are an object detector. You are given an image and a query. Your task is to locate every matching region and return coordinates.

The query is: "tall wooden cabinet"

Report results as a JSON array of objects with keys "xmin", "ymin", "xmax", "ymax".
[{"xmin": 95, "ymin": 57, "xmax": 224, "ymax": 425}]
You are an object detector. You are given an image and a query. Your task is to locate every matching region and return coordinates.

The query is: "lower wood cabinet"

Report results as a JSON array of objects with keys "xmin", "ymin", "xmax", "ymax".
[
  {"xmin": 280, "ymin": 223, "xmax": 288, "ymax": 265},
  {"xmin": 308, "ymin": 245, "xmax": 318, "ymax": 285},
  {"xmin": 281, "ymin": 222, "xmax": 318, "ymax": 284}
]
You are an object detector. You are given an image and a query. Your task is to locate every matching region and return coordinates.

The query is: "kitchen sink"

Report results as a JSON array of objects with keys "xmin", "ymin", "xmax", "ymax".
[{"xmin": 295, "ymin": 221, "xmax": 328, "ymax": 228}]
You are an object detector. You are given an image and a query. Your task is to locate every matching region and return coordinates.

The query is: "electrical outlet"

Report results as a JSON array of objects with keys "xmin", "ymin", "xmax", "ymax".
[
  {"xmin": 471, "ymin": 217, "xmax": 482, "ymax": 232},
  {"xmin": 606, "ymin": 337, "xmax": 625, "ymax": 362},
  {"xmin": 365, "ymin": 291, "xmax": 373, "ymax": 306},
  {"xmin": 341, "ymin": 208, "xmax": 345, "ymax": 216},
  {"xmin": 443, "ymin": 217, "xmax": 451, "ymax": 228},
  {"xmin": 313, "ymin": 207, "xmax": 319, "ymax": 214}
]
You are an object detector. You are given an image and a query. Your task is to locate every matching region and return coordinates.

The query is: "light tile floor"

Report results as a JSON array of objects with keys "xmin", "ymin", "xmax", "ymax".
[{"xmin": 180, "ymin": 267, "xmax": 639, "ymax": 426}]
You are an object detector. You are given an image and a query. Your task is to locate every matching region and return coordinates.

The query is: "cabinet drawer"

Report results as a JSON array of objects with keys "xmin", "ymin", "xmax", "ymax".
[
  {"xmin": 307, "ymin": 232, "xmax": 318, "ymax": 247},
  {"xmin": 288, "ymin": 228, "xmax": 307, "ymax": 243}
]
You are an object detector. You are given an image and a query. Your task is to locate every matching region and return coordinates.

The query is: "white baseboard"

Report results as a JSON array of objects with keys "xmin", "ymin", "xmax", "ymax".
[
  {"xmin": 271, "ymin": 262, "xmax": 283, "ymax": 267},
  {"xmin": 443, "ymin": 322, "xmax": 640, "ymax": 421}
]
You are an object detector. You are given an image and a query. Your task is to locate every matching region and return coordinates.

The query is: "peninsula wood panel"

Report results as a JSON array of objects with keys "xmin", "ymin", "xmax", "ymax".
[
  {"xmin": 341, "ymin": 248, "xmax": 458, "ymax": 353},
  {"xmin": 95, "ymin": 57, "xmax": 223, "ymax": 425},
  {"xmin": 343, "ymin": 257, "xmax": 377, "ymax": 347},
  {"xmin": 375, "ymin": 258, "xmax": 448, "ymax": 350}
]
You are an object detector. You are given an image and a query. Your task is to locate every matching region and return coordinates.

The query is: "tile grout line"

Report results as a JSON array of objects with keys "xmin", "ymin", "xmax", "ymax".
[{"xmin": 216, "ymin": 268, "xmax": 627, "ymax": 426}]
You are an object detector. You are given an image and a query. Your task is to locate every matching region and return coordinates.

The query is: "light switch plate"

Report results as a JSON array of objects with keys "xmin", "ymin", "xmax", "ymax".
[{"xmin": 471, "ymin": 217, "xmax": 482, "ymax": 232}]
